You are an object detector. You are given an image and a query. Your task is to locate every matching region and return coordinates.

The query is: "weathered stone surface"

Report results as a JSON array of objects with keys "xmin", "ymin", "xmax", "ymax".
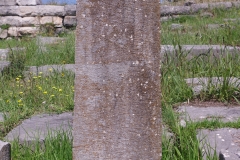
[
  {"xmin": 73, "ymin": 0, "xmax": 161, "ymax": 159},
  {"xmin": 7, "ymin": 27, "xmax": 19, "ymax": 37},
  {"xmin": 36, "ymin": 6, "xmax": 65, "ymax": 16},
  {"xmin": 36, "ymin": 36, "xmax": 65, "ymax": 52},
  {"xmin": 207, "ymin": 24, "xmax": 222, "ymax": 29},
  {"xmin": 36, "ymin": 36, "xmax": 65, "ymax": 45},
  {"xmin": 16, "ymin": 0, "xmax": 42, "ymax": 6},
  {"xmin": 178, "ymin": 105, "xmax": 240, "ymax": 123},
  {"xmin": 0, "ymin": 141, "xmax": 11, "ymax": 160},
  {"xmin": 209, "ymin": 2, "xmax": 232, "ymax": 10},
  {"xmin": 0, "ymin": 16, "xmax": 63, "ymax": 27},
  {"xmin": 232, "ymin": 1, "xmax": 240, "ymax": 8},
  {"xmin": 8, "ymin": 27, "xmax": 39, "ymax": 37},
  {"xmin": 161, "ymin": 5, "xmax": 191, "ymax": 16},
  {"xmin": 171, "ymin": 23, "xmax": 183, "ymax": 30},
  {"xmin": 160, "ymin": 45, "xmax": 240, "ymax": 59},
  {"xmin": 160, "ymin": 16, "xmax": 171, "ymax": 22},
  {"xmin": 200, "ymin": 11, "xmax": 214, "ymax": 18},
  {"xmin": 191, "ymin": 3, "xmax": 208, "ymax": 13},
  {"xmin": 185, "ymin": 77, "xmax": 240, "ymax": 95},
  {"xmin": 5, "ymin": 112, "xmax": 72, "ymax": 142},
  {"xmin": 0, "ymin": 16, "xmax": 22, "ymax": 27},
  {"xmin": 197, "ymin": 128, "xmax": 240, "ymax": 160},
  {"xmin": 0, "ymin": 6, "xmax": 65, "ymax": 17},
  {"xmin": 0, "ymin": 49, "xmax": 9, "ymax": 60},
  {"xmin": 18, "ymin": 27, "xmax": 39, "ymax": 36},
  {"xmin": 0, "ymin": 29, "xmax": 8, "ymax": 39},
  {"xmin": 40, "ymin": 16, "xmax": 63, "ymax": 27},
  {"xmin": 21, "ymin": 17, "xmax": 40, "ymax": 26},
  {"xmin": 0, "ymin": 61, "xmax": 10, "ymax": 72},
  {"xmin": 64, "ymin": 5, "xmax": 76, "ymax": 16},
  {"xmin": 224, "ymin": 18, "xmax": 240, "ymax": 22},
  {"xmin": 63, "ymin": 16, "xmax": 76, "ymax": 27},
  {"xmin": 0, "ymin": 0, "xmax": 16, "ymax": 6},
  {"xmin": 27, "ymin": 64, "xmax": 75, "ymax": 75}
]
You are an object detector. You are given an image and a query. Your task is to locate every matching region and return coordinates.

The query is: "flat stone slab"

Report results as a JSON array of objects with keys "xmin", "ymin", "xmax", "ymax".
[
  {"xmin": 0, "ymin": 61, "xmax": 10, "ymax": 72},
  {"xmin": 36, "ymin": 36, "xmax": 66, "ymax": 46},
  {"xmin": 161, "ymin": 45, "xmax": 240, "ymax": 58},
  {"xmin": 27, "ymin": 64, "xmax": 75, "ymax": 75},
  {"xmin": 177, "ymin": 105, "xmax": 240, "ymax": 123},
  {"xmin": 36, "ymin": 36, "xmax": 66, "ymax": 52},
  {"xmin": 5, "ymin": 112, "xmax": 73, "ymax": 143},
  {"xmin": 0, "ymin": 49, "xmax": 8, "ymax": 60},
  {"xmin": 197, "ymin": 128, "xmax": 240, "ymax": 160},
  {"xmin": 185, "ymin": 77, "xmax": 240, "ymax": 95}
]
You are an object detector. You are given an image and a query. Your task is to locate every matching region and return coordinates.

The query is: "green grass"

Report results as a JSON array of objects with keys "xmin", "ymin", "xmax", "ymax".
[
  {"xmin": 11, "ymin": 129, "xmax": 72, "ymax": 160},
  {"xmin": 161, "ymin": 7, "xmax": 240, "ymax": 160},
  {"xmin": 162, "ymin": 7, "xmax": 240, "ymax": 46},
  {"xmin": 0, "ymin": 70, "xmax": 74, "ymax": 137}
]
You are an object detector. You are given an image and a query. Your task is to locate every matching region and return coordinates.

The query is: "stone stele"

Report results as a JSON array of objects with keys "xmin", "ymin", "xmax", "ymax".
[{"xmin": 73, "ymin": 0, "xmax": 161, "ymax": 159}]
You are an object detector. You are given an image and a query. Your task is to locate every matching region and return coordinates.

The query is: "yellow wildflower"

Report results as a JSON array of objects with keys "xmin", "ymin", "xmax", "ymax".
[
  {"xmin": 17, "ymin": 99, "xmax": 22, "ymax": 103},
  {"xmin": 50, "ymin": 95, "xmax": 55, "ymax": 98},
  {"xmin": 19, "ymin": 92, "xmax": 23, "ymax": 94},
  {"xmin": 43, "ymin": 91, "xmax": 48, "ymax": 94},
  {"xmin": 59, "ymin": 89, "xmax": 62, "ymax": 92}
]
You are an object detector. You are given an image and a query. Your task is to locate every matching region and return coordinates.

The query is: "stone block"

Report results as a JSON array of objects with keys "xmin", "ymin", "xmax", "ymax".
[
  {"xmin": 0, "ymin": 29, "xmax": 8, "ymax": 39},
  {"xmin": 21, "ymin": 17, "xmax": 40, "ymax": 26},
  {"xmin": 209, "ymin": 2, "xmax": 232, "ymax": 9},
  {"xmin": 40, "ymin": 16, "xmax": 63, "ymax": 27},
  {"xmin": 0, "ymin": 6, "xmax": 19, "ymax": 16},
  {"xmin": 0, "ymin": 0, "xmax": 16, "ymax": 6},
  {"xmin": 64, "ymin": 16, "xmax": 76, "ymax": 27},
  {"xmin": 5, "ymin": 112, "xmax": 72, "ymax": 143},
  {"xmin": 8, "ymin": 27, "xmax": 19, "ymax": 37},
  {"xmin": 36, "ymin": 5, "xmax": 65, "ymax": 16},
  {"xmin": 0, "ymin": 16, "xmax": 40, "ymax": 27},
  {"xmin": 0, "ymin": 6, "xmax": 65, "ymax": 17},
  {"xmin": 191, "ymin": 3, "xmax": 208, "ymax": 13},
  {"xmin": 171, "ymin": 23, "xmax": 183, "ymax": 30},
  {"xmin": 18, "ymin": 27, "xmax": 39, "ymax": 36},
  {"xmin": 0, "ymin": 16, "xmax": 22, "ymax": 27},
  {"xmin": 197, "ymin": 128, "xmax": 240, "ymax": 160},
  {"xmin": 232, "ymin": 2, "xmax": 240, "ymax": 8},
  {"xmin": 209, "ymin": 2, "xmax": 232, "ymax": 10},
  {"xmin": 8, "ymin": 27, "xmax": 39, "ymax": 37},
  {"xmin": 161, "ymin": 5, "xmax": 191, "ymax": 16},
  {"xmin": 0, "ymin": 141, "xmax": 11, "ymax": 160},
  {"xmin": 64, "ymin": 5, "xmax": 76, "ymax": 16},
  {"xmin": 178, "ymin": 104, "xmax": 240, "ymax": 123},
  {"xmin": 16, "ymin": 0, "xmax": 42, "ymax": 6},
  {"xmin": 0, "ymin": 61, "xmax": 10, "ymax": 73}
]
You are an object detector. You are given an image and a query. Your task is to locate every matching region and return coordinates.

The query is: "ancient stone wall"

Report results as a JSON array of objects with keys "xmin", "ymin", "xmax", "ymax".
[
  {"xmin": 0, "ymin": 1, "xmax": 240, "ymax": 38},
  {"xmin": 0, "ymin": 0, "xmax": 76, "ymax": 38}
]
